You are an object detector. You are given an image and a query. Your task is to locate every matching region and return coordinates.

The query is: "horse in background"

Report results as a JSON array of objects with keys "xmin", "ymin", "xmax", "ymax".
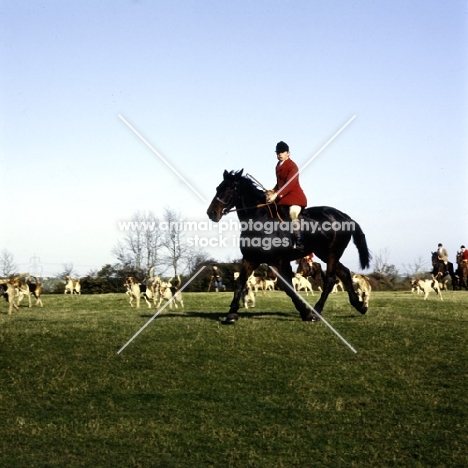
[
  {"xmin": 455, "ymin": 252, "xmax": 468, "ymax": 290},
  {"xmin": 431, "ymin": 252, "xmax": 457, "ymax": 290},
  {"xmin": 296, "ymin": 257, "xmax": 325, "ymax": 291}
]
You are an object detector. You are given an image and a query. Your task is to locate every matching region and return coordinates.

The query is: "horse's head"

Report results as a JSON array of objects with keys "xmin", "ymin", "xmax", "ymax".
[
  {"xmin": 431, "ymin": 251, "xmax": 439, "ymax": 266},
  {"xmin": 207, "ymin": 169, "xmax": 243, "ymax": 222}
]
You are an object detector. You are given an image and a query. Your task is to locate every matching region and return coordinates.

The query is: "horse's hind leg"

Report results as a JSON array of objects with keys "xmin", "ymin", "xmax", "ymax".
[
  {"xmin": 312, "ymin": 258, "xmax": 339, "ymax": 317},
  {"xmin": 448, "ymin": 264, "xmax": 456, "ymax": 290},
  {"xmin": 336, "ymin": 262, "xmax": 367, "ymax": 314},
  {"xmin": 275, "ymin": 261, "xmax": 315, "ymax": 322},
  {"xmin": 460, "ymin": 269, "xmax": 468, "ymax": 290}
]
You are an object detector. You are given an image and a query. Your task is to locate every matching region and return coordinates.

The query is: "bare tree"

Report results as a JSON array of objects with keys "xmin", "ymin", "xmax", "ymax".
[
  {"xmin": 112, "ymin": 211, "xmax": 164, "ymax": 276},
  {"xmin": 372, "ymin": 248, "xmax": 399, "ymax": 280},
  {"xmin": 161, "ymin": 208, "xmax": 190, "ymax": 276},
  {"xmin": 142, "ymin": 212, "xmax": 163, "ymax": 274},
  {"xmin": 113, "ymin": 208, "xmax": 203, "ymax": 277},
  {"xmin": 403, "ymin": 255, "xmax": 429, "ymax": 279},
  {"xmin": 0, "ymin": 249, "xmax": 18, "ymax": 277},
  {"xmin": 57, "ymin": 263, "xmax": 78, "ymax": 278},
  {"xmin": 186, "ymin": 250, "xmax": 213, "ymax": 276}
]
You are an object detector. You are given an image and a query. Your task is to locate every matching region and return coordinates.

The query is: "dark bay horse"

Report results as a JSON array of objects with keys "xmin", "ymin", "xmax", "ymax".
[
  {"xmin": 206, "ymin": 169, "xmax": 371, "ymax": 323},
  {"xmin": 296, "ymin": 257, "xmax": 325, "ymax": 290},
  {"xmin": 455, "ymin": 252, "xmax": 468, "ymax": 290},
  {"xmin": 431, "ymin": 252, "xmax": 457, "ymax": 290}
]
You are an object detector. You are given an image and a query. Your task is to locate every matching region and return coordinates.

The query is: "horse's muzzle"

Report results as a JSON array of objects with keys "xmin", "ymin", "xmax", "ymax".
[{"xmin": 207, "ymin": 205, "xmax": 222, "ymax": 222}]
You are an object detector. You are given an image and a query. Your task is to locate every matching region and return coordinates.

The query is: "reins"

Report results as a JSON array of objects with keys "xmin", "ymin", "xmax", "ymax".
[
  {"xmin": 217, "ymin": 173, "xmax": 284, "ymax": 221},
  {"xmin": 224, "ymin": 202, "xmax": 283, "ymax": 222},
  {"xmin": 223, "ymin": 202, "xmax": 271, "ymax": 214}
]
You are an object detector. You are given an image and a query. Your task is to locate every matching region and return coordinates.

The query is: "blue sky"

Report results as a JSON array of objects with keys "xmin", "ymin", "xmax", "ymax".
[{"xmin": 1, "ymin": 0, "xmax": 467, "ymax": 277}]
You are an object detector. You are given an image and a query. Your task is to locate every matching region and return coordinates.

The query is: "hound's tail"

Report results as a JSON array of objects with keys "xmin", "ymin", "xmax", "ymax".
[{"xmin": 352, "ymin": 222, "xmax": 371, "ymax": 270}]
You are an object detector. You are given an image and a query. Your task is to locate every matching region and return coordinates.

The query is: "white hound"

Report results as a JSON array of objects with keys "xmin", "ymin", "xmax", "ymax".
[
  {"xmin": 352, "ymin": 274, "xmax": 371, "ymax": 308},
  {"xmin": 247, "ymin": 273, "xmax": 266, "ymax": 296},
  {"xmin": 0, "ymin": 279, "xmax": 19, "ymax": 315},
  {"xmin": 241, "ymin": 284, "xmax": 256, "ymax": 309},
  {"xmin": 124, "ymin": 276, "xmax": 153, "ymax": 309},
  {"xmin": 331, "ymin": 278, "xmax": 345, "ymax": 293},
  {"xmin": 293, "ymin": 273, "xmax": 314, "ymax": 296},
  {"xmin": 64, "ymin": 276, "xmax": 81, "ymax": 295},
  {"xmin": 157, "ymin": 276, "xmax": 184, "ymax": 309},
  {"xmin": 410, "ymin": 276, "xmax": 443, "ymax": 300}
]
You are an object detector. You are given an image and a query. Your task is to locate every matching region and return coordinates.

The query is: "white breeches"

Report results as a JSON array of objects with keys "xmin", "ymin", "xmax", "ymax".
[{"xmin": 289, "ymin": 205, "xmax": 301, "ymax": 221}]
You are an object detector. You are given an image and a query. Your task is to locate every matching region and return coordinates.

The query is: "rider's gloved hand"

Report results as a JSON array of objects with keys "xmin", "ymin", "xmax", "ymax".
[{"xmin": 266, "ymin": 190, "xmax": 277, "ymax": 203}]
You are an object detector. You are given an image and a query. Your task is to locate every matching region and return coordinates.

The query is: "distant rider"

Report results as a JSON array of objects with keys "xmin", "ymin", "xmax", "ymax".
[
  {"xmin": 460, "ymin": 245, "xmax": 468, "ymax": 263},
  {"xmin": 437, "ymin": 243, "xmax": 449, "ymax": 274}
]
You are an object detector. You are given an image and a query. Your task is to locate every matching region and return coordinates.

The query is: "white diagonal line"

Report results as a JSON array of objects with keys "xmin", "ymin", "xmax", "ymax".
[
  {"xmin": 117, "ymin": 266, "xmax": 206, "ymax": 354},
  {"xmin": 276, "ymin": 115, "xmax": 356, "ymax": 197},
  {"xmin": 271, "ymin": 267, "xmax": 357, "ymax": 353},
  {"xmin": 118, "ymin": 114, "xmax": 207, "ymax": 202}
]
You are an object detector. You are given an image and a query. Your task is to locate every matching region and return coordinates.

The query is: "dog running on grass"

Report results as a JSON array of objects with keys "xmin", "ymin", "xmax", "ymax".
[
  {"xmin": 241, "ymin": 284, "xmax": 256, "ymax": 309},
  {"xmin": 0, "ymin": 279, "xmax": 20, "ymax": 315},
  {"xmin": 410, "ymin": 276, "xmax": 443, "ymax": 301},
  {"xmin": 124, "ymin": 276, "xmax": 153, "ymax": 309},
  {"xmin": 157, "ymin": 275, "xmax": 184, "ymax": 309}
]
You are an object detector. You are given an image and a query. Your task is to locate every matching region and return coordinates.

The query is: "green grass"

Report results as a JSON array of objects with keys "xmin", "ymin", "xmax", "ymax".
[{"xmin": 1, "ymin": 290, "xmax": 467, "ymax": 467}]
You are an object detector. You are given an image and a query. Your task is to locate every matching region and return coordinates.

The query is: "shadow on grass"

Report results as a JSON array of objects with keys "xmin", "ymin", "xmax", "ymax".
[
  {"xmin": 335, "ymin": 314, "xmax": 364, "ymax": 319},
  {"xmin": 139, "ymin": 311, "xmax": 296, "ymax": 322}
]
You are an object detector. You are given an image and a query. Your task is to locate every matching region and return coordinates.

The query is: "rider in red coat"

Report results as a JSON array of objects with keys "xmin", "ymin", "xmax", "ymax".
[
  {"xmin": 267, "ymin": 141, "xmax": 307, "ymax": 251},
  {"xmin": 274, "ymin": 157, "xmax": 307, "ymax": 207},
  {"xmin": 461, "ymin": 245, "xmax": 468, "ymax": 262}
]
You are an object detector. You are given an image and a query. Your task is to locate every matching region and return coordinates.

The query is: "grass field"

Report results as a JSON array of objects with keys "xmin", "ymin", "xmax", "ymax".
[{"xmin": 1, "ymin": 290, "xmax": 467, "ymax": 467}]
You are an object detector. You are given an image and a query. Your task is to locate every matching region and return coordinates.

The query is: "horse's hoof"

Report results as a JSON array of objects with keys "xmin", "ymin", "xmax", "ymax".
[
  {"xmin": 303, "ymin": 312, "xmax": 320, "ymax": 322},
  {"xmin": 222, "ymin": 314, "xmax": 239, "ymax": 325}
]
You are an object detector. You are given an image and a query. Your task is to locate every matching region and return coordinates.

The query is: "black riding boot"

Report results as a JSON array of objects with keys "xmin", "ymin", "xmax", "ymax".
[{"xmin": 292, "ymin": 227, "xmax": 304, "ymax": 252}]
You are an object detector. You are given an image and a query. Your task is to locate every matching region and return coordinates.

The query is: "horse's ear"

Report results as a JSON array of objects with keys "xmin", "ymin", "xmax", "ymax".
[
  {"xmin": 223, "ymin": 170, "xmax": 229, "ymax": 180},
  {"xmin": 235, "ymin": 169, "xmax": 244, "ymax": 179}
]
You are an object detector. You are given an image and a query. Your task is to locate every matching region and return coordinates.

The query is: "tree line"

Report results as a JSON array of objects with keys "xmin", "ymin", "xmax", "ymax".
[{"xmin": 0, "ymin": 208, "xmax": 240, "ymax": 293}]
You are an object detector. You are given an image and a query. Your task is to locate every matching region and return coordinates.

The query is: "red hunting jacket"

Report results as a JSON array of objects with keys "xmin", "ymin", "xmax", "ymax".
[{"xmin": 274, "ymin": 158, "xmax": 307, "ymax": 207}]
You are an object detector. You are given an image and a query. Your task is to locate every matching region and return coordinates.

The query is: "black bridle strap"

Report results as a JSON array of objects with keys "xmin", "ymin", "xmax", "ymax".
[
  {"xmin": 223, "ymin": 203, "xmax": 268, "ymax": 213},
  {"xmin": 217, "ymin": 175, "xmax": 283, "ymax": 221},
  {"xmin": 223, "ymin": 202, "xmax": 283, "ymax": 222}
]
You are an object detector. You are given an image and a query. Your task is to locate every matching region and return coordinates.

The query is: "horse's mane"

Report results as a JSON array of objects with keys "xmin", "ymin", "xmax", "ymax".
[
  {"xmin": 221, "ymin": 171, "xmax": 270, "ymax": 219},
  {"xmin": 239, "ymin": 173, "xmax": 267, "ymax": 201}
]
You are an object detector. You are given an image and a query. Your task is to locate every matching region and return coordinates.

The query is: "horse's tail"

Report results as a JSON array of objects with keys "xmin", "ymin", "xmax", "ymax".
[{"xmin": 352, "ymin": 222, "xmax": 371, "ymax": 270}]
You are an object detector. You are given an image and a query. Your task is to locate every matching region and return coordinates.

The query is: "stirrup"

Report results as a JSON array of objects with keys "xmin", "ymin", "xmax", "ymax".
[
  {"xmin": 292, "ymin": 230, "xmax": 304, "ymax": 252},
  {"xmin": 293, "ymin": 242, "xmax": 304, "ymax": 252}
]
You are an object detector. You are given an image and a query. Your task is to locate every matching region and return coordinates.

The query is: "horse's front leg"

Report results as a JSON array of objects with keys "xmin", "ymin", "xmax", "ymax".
[{"xmin": 224, "ymin": 258, "xmax": 258, "ymax": 324}]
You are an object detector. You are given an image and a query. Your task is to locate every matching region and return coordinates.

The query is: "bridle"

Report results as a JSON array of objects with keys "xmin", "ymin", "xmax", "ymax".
[
  {"xmin": 214, "ymin": 181, "xmax": 239, "ymax": 215},
  {"xmin": 214, "ymin": 174, "xmax": 283, "ymax": 221},
  {"xmin": 216, "ymin": 192, "xmax": 281, "ymax": 220},
  {"xmin": 215, "ymin": 195, "xmax": 236, "ymax": 216}
]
